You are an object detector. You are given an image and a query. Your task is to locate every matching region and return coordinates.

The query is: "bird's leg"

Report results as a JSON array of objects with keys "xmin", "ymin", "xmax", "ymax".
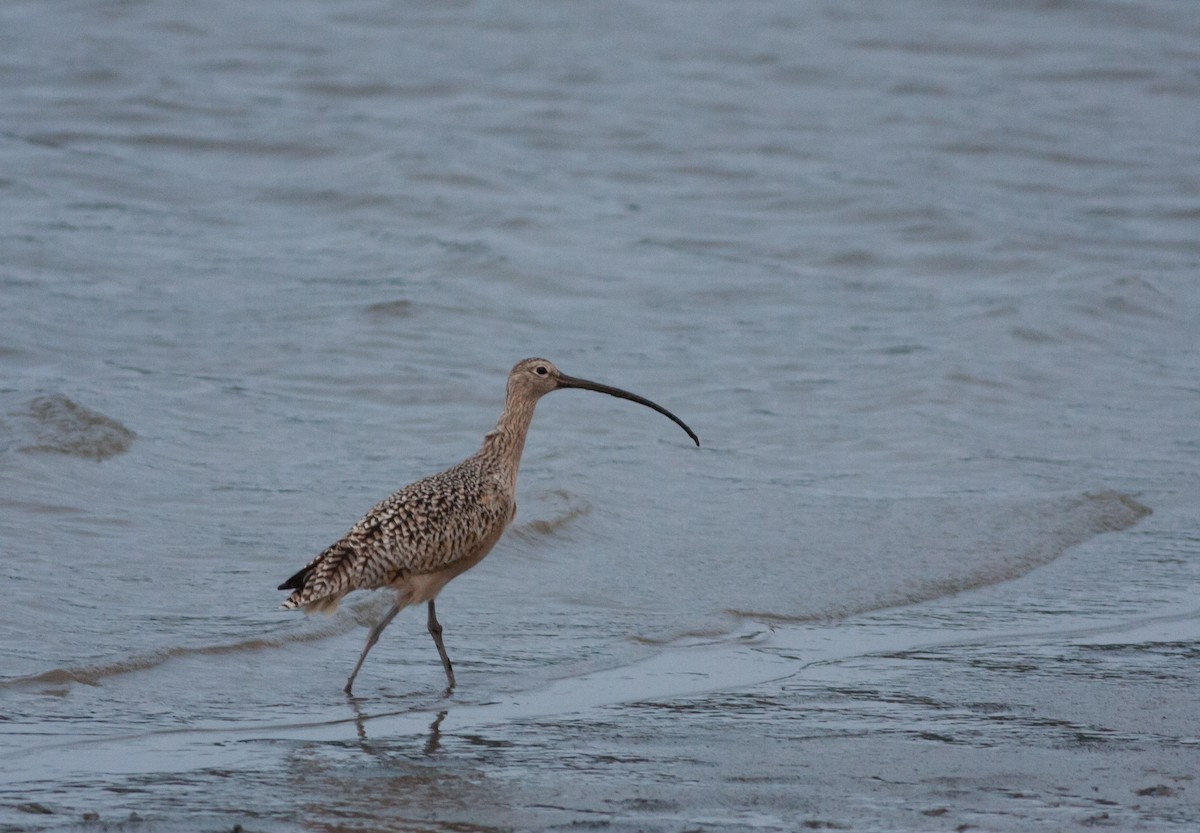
[
  {"xmin": 344, "ymin": 601, "xmax": 404, "ymax": 696},
  {"xmin": 427, "ymin": 600, "xmax": 456, "ymax": 692}
]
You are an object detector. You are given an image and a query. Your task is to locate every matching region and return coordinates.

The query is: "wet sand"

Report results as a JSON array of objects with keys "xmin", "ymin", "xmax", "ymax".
[{"xmin": 5, "ymin": 591, "xmax": 1197, "ymax": 832}]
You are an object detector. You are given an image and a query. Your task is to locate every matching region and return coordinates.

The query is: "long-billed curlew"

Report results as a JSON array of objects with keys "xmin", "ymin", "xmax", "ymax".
[{"xmin": 278, "ymin": 358, "xmax": 698, "ymax": 695}]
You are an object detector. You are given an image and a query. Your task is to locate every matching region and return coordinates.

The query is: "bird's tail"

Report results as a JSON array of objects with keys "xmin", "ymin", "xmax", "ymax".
[
  {"xmin": 278, "ymin": 542, "xmax": 357, "ymax": 614},
  {"xmin": 277, "ymin": 564, "xmax": 312, "ymax": 594}
]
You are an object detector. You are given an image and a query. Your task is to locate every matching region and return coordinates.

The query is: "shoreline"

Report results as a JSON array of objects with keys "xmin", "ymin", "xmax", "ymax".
[{"xmin": 5, "ymin": 600, "xmax": 1197, "ymax": 831}]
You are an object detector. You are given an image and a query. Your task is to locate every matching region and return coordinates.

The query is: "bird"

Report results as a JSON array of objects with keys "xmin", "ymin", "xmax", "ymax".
[{"xmin": 278, "ymin": 357, "xmax": 699, "ymax": 695}]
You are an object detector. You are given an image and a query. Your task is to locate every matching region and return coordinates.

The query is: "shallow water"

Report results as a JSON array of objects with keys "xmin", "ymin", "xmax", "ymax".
[{"xmin": 1, "ymin": 0, "xmax": 1198, "ymax": 830}]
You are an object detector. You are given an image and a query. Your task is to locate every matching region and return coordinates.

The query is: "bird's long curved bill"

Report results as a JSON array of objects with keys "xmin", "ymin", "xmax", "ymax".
[{"xmin": 558, "ymin": 374, "xmax": 700, "ymax": 446}]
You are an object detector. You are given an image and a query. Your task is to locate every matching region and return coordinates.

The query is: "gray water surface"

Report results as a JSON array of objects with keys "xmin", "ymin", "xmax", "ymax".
[{"xmin": 2, "ymin": 1, "xmax": 1198, "ymax": 830}]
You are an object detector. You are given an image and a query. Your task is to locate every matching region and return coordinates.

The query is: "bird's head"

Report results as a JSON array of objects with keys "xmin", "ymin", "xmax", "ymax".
[{"xmin": 506, "ymin": 357, "xmax": 699, "ymax": 446}]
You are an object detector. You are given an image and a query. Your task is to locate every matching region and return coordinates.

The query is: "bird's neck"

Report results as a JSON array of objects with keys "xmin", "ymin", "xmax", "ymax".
[{"xmin": 479, "ymin": 392, "xmax": 539, "ymax": 488}]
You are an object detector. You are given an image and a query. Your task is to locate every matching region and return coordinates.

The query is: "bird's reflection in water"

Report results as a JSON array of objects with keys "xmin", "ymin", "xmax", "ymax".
[
  {"xmin": 424, "ymin": 710, "xmax": 447, "ymax": 755},
  {"xmin": 348, "ymin": 696, "xmax": 448, "ymax": 757}
]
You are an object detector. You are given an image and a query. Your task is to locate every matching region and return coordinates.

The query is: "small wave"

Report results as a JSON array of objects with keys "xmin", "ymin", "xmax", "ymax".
[
  {"xmin": 0, "ymin": 597, "xmax": 388, "ymax": 690},
  {"xmin": 14, "ymin": 394, "xmax": 135, "ymax": 460},
  {"xmin": 364, "ymin": 299, "xmax": 415, "ymax": 318},
  {"xmin": 507, "ymin": 489, "xmax": 591, "ymax": 541},
  {"xmin": 721, "ymin": 609, "xmax": 831, "ymax": 626},
  {"xmin": 728, "ymin": 490, "xmax": 1151, "ymax": 624}
]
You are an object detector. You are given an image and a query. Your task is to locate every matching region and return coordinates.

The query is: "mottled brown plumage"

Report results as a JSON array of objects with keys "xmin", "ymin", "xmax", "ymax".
[
  {"xmin": 278, "ymin": 357, "xmax": 698, "ymax": 695},
  {"xmin": 278, "ymin": 454, "xmax": 514, "ymax": 615}
]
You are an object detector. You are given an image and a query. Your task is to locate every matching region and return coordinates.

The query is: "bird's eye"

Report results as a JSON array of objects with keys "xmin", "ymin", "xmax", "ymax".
[{"xmin": 535, "ymin": 365, "xmax": 549, "ymax": 376}]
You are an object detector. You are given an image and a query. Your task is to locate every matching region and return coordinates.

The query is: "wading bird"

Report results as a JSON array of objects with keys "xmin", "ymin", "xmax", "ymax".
[{"xmin": 278, "ymin": 358, "xmax": 698, "ymax": 695}]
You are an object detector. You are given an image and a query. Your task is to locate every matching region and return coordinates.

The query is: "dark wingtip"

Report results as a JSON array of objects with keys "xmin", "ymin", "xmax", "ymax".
[{"xmin": 277, "ymin": 565, "xmax": 311, "ymax": 592}]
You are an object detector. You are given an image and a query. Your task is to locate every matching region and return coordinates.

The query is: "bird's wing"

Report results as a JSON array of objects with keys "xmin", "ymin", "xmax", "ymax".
[{"xmin": 279, "ymin": 462, "xmax": 512, "ymax": 611}]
